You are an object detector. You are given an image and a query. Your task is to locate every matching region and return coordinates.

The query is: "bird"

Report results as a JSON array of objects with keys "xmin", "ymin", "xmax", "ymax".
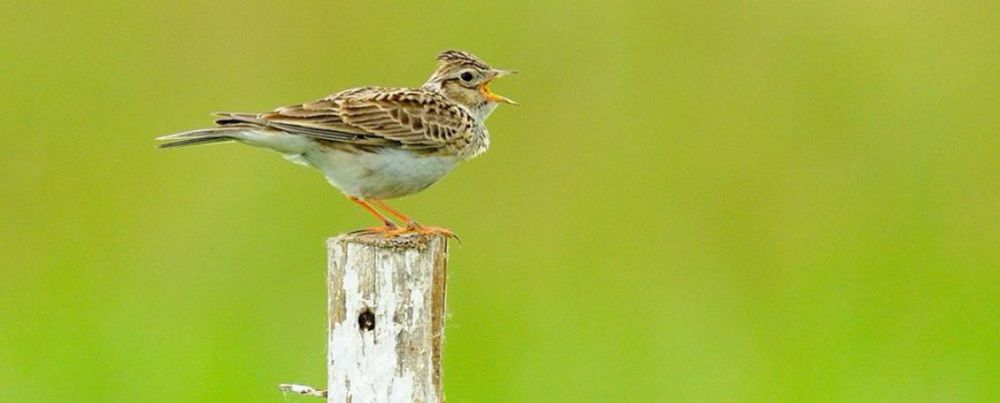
[{"xmin": 157, "ymin": 50, "xmax": 516, "ymax": 237}]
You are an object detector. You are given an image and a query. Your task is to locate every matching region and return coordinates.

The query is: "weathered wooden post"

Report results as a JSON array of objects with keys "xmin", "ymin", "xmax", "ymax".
[{"xmin": 281, "ymin": 233, "xmax": 449, "ymax": 403}]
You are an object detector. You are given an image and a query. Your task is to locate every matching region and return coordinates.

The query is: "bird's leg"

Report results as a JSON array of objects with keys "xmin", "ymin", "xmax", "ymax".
[
  {"xmin": 369, "ymin": 199, "xmax": 414, "ymax": 223},
  {"xmin": 370, "ymin": 199, "xmax": 456, "ymax": 238},
  {"xmin": 348, "ymin": 196, "xmax": 398, "ymax": 233}
]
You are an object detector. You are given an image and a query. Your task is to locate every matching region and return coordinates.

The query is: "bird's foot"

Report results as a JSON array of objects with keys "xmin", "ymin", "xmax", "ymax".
[
  {"xmin": 405, "ymin": 222, "xmax": 460, "ymax": 242},
  {"xmin": 367, "ymin": 222, "xmax": 459, "ymax": 242},
  {"xmin": 348, "ymin": 223, "xmax": 400, "ymax": 236},
  {"xmin": 408, "ymin": 223, "xmax": 456, "ymax": 238}
]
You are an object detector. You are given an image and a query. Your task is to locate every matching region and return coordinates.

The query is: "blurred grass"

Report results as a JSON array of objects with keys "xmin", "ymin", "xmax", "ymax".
[{"xmin": 1, "ymin": 1, "xmax": 997, "ymax": 402}]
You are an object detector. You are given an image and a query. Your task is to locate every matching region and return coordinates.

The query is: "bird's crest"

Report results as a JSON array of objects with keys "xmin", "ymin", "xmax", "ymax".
[{"xmin": 436, "ymin": 49, "xmax": 490, "ymax": 70}]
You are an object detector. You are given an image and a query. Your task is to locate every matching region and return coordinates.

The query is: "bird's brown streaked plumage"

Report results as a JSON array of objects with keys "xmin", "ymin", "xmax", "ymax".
[
  {"xmin": 157, "ymin": 49, "xmax": 515, "ymax": 237},
  {"xmin": 213, "ymin": 87, "xmax": 484, "ymax": 158}
]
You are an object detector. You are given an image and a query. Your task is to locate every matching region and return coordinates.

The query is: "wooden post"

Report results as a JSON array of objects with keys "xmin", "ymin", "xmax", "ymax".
[
  {"xmin": 281, "ymin": 233, "xmax": 449, "ymax": 402},
  {"xmin": 327, "ymin": 233, "xmax": 449, "ymax": 403}
]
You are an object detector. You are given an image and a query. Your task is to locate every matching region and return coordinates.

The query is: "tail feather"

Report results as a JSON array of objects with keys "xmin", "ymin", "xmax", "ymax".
[
  {"xmin": 156, "ymin": 127, "xmax": 249, "ymax": 149},
  {"xmin": 157, "ymin": 136, "xmax": 231, "ymax": 149},
  {"xmin": 212, "ymin": 112, "xmax": 263, "ymax": 126},
  {"xmin": 156, "ymin": 124, "xmax": 312, "ymax": 154}
]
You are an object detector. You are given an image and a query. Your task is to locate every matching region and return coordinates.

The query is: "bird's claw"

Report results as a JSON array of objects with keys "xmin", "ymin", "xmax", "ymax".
[
  {"xmin": 349, "ymin": 223, "xmax": 459, "ymax": 243},
  {"xmin": 348, "ymin": 224, "xmax": 399, "ymax": 236},
  {"xmin": 378, "ymin": 223, "xmax": 459, "ymax": 242}
]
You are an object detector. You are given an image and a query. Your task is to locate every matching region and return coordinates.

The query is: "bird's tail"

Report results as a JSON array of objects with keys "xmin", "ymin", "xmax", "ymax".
[
  {"xmin": 158, "ymin": 114, "xmax": 311, "ymax": 154},
  {"xmin": 155, "ymin": 127, "xmax": 251, "ymax": 149}
]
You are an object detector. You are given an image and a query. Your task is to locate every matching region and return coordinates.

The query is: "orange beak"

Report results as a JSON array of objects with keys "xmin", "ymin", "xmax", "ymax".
[{"xmin": 481, "ymin": 69, "xmax": 518, "ymax": 105}]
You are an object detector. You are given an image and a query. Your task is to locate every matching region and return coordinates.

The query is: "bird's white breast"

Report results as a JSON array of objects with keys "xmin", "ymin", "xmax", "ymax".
[{"xmin": 301, "ymin": 147, "xmax": 459, "ymax": 199}]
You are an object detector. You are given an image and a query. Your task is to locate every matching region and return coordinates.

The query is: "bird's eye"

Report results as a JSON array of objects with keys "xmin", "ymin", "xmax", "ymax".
[{"xmin": 460, "ymin": 72, "xmax": 474, "ymax": 82}]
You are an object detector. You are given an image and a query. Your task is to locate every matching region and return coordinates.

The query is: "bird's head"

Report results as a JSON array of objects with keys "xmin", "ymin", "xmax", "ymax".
[{"xmin": 423, "ymin": 50, "xmax": 516, "ymax": 120}]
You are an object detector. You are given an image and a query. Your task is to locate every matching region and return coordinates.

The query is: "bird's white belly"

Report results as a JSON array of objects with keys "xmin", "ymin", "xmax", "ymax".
[{"xmin": 301, "ymin": 147, "xmax": 459, "ymax": 199}]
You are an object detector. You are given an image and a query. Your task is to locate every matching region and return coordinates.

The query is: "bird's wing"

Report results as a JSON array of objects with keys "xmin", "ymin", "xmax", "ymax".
[{"xmin": 215, "ymin": 87, "xmax": 477, "ymax": 151}]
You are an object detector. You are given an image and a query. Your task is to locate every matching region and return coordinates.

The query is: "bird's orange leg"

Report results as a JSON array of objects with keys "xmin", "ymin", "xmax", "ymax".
[
  {"xmin": 348, "ymin": 196, "xmax": 398, "ymax": 233},
  {"xmin": 369, "ymin": 199, "xmax": 455, "ymax": 238},
  {"xmin": 368, "ymin": 199, "xmax": 413, "ymax": 223}
]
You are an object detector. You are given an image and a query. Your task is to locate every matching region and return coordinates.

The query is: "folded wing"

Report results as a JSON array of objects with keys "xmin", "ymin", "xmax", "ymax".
[{"xmin": 214, "ymin": 87, "xmax": 477, "ymax": 152}]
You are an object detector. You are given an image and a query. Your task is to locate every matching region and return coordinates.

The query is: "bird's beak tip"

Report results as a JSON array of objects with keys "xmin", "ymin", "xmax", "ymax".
[
  {"xmin": 493, "ymin": 69, "xmax": 517, "ymax": 78},
  {"xmin": 483, "ymin": 70, "xmax": 518, "ymax": 105}
]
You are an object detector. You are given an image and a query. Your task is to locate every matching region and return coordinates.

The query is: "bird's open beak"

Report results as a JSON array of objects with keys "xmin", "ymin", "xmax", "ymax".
[{"xmin": 481, "ymin": 69, "xmax": 518, "ymax": 105}]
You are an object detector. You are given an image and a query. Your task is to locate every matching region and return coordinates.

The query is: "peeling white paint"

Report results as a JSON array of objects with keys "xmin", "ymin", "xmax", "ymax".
[{"xmin": 327, "ymin": 235, "xmax": 447, "ymax": 403}]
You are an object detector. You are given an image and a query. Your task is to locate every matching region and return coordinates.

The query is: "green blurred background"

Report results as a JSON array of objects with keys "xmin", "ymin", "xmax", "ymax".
[{"xmin": 1, "ymin": 1, "xmax": 996, "ymax": 401}]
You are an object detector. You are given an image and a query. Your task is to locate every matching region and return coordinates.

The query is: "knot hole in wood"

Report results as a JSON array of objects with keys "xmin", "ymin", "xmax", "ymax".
[{"xmin": 358, "ymin": 308, "xmax": 376, "ymax": 331}]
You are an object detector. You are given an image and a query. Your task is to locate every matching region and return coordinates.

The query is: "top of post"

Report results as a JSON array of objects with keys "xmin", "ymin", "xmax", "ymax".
[{"xmin": 329, "ymin": 232, "xmax": 449, "ymax": 250}]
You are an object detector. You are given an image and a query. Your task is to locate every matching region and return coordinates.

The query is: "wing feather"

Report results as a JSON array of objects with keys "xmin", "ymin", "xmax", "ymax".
[{"xmin": 213, "ymin": 87, "xmax": 477, "ymax": 152}]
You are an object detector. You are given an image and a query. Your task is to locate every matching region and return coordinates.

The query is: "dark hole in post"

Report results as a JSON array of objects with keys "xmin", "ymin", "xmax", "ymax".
[{"xmin": 358, "ymin": 309, "xmax": 375, "ymax": 331}]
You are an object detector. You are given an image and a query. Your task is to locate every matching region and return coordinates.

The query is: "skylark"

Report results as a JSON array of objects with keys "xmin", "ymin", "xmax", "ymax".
[{"xmin": 157, "ymin": 50, "xmax": 516, "ymax": 237}]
